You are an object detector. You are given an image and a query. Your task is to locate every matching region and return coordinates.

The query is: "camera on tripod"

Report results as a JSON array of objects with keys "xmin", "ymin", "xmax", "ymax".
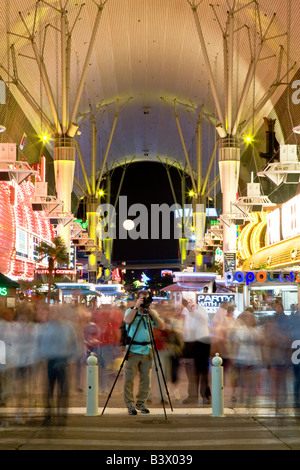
[{"xmin": 141, "ymin": 294, "xmax": 153, "ymax": 309}]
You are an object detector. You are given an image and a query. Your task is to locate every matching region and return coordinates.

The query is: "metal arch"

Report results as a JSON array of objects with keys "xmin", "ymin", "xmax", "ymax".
[{"xmin": 95, "ymin": 97, "xmax": 133, "ymax": 194}]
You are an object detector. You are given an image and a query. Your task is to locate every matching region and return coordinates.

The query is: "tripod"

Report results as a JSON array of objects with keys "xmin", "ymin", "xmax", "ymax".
[{"xmin": 102, "ymin": 308, "xmax": 173, "ymax": 420}]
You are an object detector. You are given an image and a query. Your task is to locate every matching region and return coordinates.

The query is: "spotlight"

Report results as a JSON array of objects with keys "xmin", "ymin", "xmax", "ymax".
[
  {"xmin": 216, "ymin": 123, "xmax": 227, "ymax": 138},
  {"xmin": 293, "ymin": 126, "xmax": 300, "ymax": 134}
]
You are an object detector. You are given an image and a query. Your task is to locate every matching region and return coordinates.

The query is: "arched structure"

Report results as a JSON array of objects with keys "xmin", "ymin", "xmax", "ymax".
[{"xmin": 0, "ymin": 1, "xmax": 299, "ymax": 273}]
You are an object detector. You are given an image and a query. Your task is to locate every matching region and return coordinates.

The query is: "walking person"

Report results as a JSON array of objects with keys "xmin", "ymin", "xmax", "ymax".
[
  {"xmin": 264, "ymin": 301, "xmax": 292, "ymax": 409},
  {"xmin": 182, "ymin": 299, "xmax": 211, "ymax": 405},
  {"xmin": 38, "ymin": 305, "xmax": 81, "ymax": 424},
  {"xmin": 234, "ymin": 310, "xmax": 263, "ymax": 406},
  {"xmin": 123, "ymin": 290, "xmax": 164, "ymax": 415},
  {"xmin": 290, "ymin": 306, "xmax": 300, "ymax": 412}
]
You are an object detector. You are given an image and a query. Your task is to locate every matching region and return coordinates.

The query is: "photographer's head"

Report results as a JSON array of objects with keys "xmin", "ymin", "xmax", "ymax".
[{"xmin": 136, "ymin": 290, "xmax": 152, "ymax": 309}]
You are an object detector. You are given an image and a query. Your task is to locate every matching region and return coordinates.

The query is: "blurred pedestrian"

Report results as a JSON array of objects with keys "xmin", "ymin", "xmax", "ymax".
[
  {"xmin": 234, "ymin": 310, "xmax": 263, "ymax": 405},
  {"xmin": 38, "ymin": 305, "xmax": 80, "ymax": 424},
  {"xmin": 0, "ymin": 305, "xmax": 17, "ymax": 407},
  {"xmin": 14, "ymin": 302, "xmax": 39, "ymax": 421},
  {"xmin": 264, "ymin": 301, "xmax": 291, "ymax": 409},
  {"xmin": 147, "ymin": 307, "xmax": 181, "ymax": 404},
  {"xmin": 167, "ymin": 308, "xmax": 184, "ymax": 400},
  {"xmin": 96, "ymin": 304, "xmax": 124, "ymax": 393},
  {"xmin": 211, "ymin": 301, "xmax": 229, "ymax": 357},
  {"xmin": 182, "ymin": 299, "xmax": 211, "ymax": 405},
  {"xmin": 290, "ymin": 306, "xmax": 300, "ymax": 412}
]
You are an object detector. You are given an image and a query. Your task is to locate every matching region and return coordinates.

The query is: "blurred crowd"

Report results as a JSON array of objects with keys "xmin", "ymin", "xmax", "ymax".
[
  {"xmin": 0, "ymin": 299, "xmax": 125, "ymax": 422},
  {"xmin": 0, "ymin": 295, "xmax": 300, "ymax": 422}
]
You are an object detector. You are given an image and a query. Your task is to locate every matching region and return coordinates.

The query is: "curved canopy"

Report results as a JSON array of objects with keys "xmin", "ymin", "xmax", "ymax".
[{"xmin": 0, "ymin": 1, "xmax": 299, "ymax": 196}]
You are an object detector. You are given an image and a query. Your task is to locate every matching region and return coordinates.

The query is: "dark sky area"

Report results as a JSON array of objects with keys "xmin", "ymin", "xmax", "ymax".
[{"xmin": 110, "ymin": 161, "xmax": 186, "ymax": 263}]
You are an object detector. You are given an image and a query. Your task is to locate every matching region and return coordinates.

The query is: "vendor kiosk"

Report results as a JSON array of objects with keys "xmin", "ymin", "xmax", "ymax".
[{"xmin": 225, "ymin": 269, "xmax": 299, "ymax": 320}]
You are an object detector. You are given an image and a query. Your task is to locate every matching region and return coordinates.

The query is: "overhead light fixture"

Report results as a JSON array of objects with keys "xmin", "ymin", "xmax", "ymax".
[
  {"xmin": 293, "ymin": 126, "xmax": 300, "ymax": 134},
  {"xmin": 0, "ymin": 125, "xmax": 6, "ymax": 133},
  {"xmin": 216, "ymin": 123, "xmax": 227, "ymax": 138}
]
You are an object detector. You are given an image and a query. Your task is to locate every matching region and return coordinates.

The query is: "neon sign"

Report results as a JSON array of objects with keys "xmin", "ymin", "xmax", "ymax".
[
  {"xmin": 196, "ymin": 294, "xmax": 235, "ymax": 313},
  {"xmin": 226, "ymin": 270, "xmax": 300, "ymax": 286},
  {"xmin": 0, "ymin": 287, "xmax": 8, "ymax": 296},
  {"xmin": 267, "ymin": 193, "xmax": 300, "ymax": 246},
  {"xmin": 35, "ymin": 269, "xmax": 76, "ymax": 275}
]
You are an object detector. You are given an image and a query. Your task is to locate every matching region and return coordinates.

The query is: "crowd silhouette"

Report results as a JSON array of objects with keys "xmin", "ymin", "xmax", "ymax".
[{"xmin": 0, "ymin": 295, "xmax": 299, "ymax": 423}]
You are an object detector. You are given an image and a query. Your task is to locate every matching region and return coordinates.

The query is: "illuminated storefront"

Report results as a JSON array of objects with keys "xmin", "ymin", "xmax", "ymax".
[
  {"xmin": 229, "ymin": 192, "xmax": 300, "ymax": 314},
  {"xmin": 0, "ymin": 177, "xmax": 54, "ymax": 281},
  {"xmin": 237, "ymin": 193, "xmax": 300, "ymax": 270},
  {"xmin": 225, "ymin": 270, "xmax": 299, "ymax": 317},
  {"xmin": 55, "ymin": 282, "xmax": 125, "ymax": 305},
  {"xmin": 162, "ymin": 272, "xmax": 241, "ymax": 321}
]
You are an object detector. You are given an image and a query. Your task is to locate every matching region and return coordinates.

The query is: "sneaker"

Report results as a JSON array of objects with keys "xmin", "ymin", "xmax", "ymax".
[
  {"xmin": 136, "ymin": 402, "xmax": 150, "ymax": 414},
  {"xmin": 127, "ymin": 405, "xmax": 137, "ymax": 415}
]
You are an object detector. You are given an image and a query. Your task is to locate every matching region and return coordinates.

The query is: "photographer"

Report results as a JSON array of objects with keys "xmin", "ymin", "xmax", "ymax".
[{"xmin": 123, "ymin": 290, "xmax": 164, "ymax": 415}]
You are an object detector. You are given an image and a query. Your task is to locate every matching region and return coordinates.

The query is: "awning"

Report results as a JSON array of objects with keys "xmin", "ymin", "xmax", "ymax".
[
  {"xmin": 100, "ymin": 291, "xmax": 125, "ymax": 297},
  {"xmin": 61, "ymin": 289, "xmax": 102, "ymax": 296},
  {"xmin": 161, "ymin": 282, "xmax": 236, "ymax": 293},
  {"xmin": 0, "ymin": 272, "xmax": 20, "ymax": 288},
  {"xmin": 161, "ymin": 282, "xmax": 207, "ymax": 292}
]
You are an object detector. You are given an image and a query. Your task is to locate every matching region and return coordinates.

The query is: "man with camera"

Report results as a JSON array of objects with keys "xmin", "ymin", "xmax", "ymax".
[{"xmin": 123, "ymin": 290, "xmax": 164, "ymax": 415}]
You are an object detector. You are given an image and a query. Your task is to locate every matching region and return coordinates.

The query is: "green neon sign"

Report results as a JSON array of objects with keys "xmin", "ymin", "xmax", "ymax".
[
  {"xmin": 74, "ymin": 219, "xmax": 88, "ymax": 229},
  {"xmin": 0, "ymin": 287, "xmax": 8, "ymax": 296}
]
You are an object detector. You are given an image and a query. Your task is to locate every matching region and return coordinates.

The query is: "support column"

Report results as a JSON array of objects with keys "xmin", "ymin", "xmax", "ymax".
[
  {"xmin": 218, "ymin": 136, "xmax": 240, "ymax": 272},
  {"xmin": 180, "ymin": 176, "xmax": 188, "ymax": 265},
  {"xmin": 104, "ymin": 174, "xmax": 112, "ymax": 279},
  {"xmin": 194, "ymin": 117, "xmax": 206, "ymax": 271},
  {"xmin": 193, "ymin": 194, "xmax": 206, "ymax": 271},
  {"xmin": 179, "ymin": 238, "xmax": 188, "ymax": 267},
  {"xmin": 53, "ymin": 134, "xmax": 76, "ymax": 252},
  {"xmin": 103, "ymin": 238, "xmax": 113, "ymax": 279},
  {"xmin": 86, "ymin": 195, "xmax": 100, "ymax": 273}
]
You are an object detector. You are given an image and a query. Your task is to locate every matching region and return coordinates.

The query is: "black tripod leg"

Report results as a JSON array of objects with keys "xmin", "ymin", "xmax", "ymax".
[
  {"xmin": 146, "ymin": 313, "xmax": 173, "ymax": 416},
  {"xmin": 101, "ymin": 314, "xmax": 145, "ymax": 415},
  {"xmin": 149, "ymin": 334, "xmax": 167, "ymax": 420}
]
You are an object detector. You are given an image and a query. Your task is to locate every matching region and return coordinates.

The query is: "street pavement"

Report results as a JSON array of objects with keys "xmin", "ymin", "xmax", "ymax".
[
  {"xmin": 1, "ymin": 364, "xmax": 300, "ymax": 453},
  {"xmin": 1, "ymin": 404, "xmax": 300, "ymax": 452}
]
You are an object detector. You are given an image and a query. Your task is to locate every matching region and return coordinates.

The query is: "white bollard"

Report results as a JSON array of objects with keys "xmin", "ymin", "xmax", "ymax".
[
  {"xmin": 86, "ymin": 352, "xmax": 98, "ymax": 416},
  {"xmin": 211, "ymin": 353, "xmax": 224, "ymax": 417}
]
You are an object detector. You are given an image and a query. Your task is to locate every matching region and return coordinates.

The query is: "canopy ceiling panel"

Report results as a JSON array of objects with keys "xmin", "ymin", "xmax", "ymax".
[{"xmin": 0, "ymin": 0, "xmax": 298, "ymax": 194}]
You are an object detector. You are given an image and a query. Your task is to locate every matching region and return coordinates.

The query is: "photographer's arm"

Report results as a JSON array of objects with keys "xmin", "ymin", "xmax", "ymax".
[
  {"xmin": 124, "ymin": 297, "xmax": 144, "ymax": 324},
  {"xmin": 148, "ymin": 309, "xmax": 164, "ymax": 330}
]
